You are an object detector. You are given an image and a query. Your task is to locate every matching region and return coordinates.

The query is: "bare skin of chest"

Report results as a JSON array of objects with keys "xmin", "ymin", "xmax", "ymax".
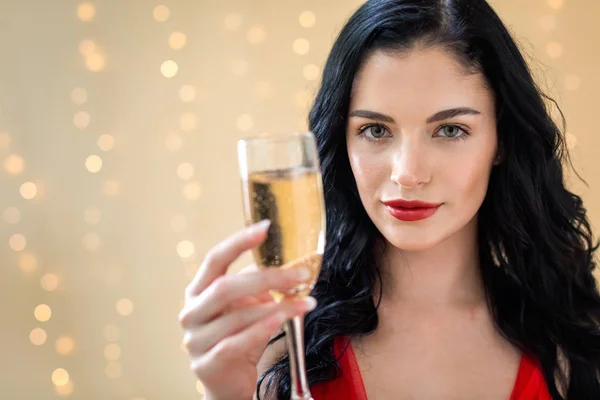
[{"xmin": 352, "ymin": 305, "xmax": 521, "ymax": 400}]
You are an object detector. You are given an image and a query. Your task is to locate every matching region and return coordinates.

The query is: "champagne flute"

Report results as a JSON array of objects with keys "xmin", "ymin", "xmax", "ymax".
[{"xmin": 238, "ymin": 132, "xmax": 326, "ymax": 400}]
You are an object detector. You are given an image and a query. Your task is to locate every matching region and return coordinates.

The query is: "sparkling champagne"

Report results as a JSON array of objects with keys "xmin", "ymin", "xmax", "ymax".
[{"xmin": 242, "ymin": 167, "xmax": 325, "ymax": 301}]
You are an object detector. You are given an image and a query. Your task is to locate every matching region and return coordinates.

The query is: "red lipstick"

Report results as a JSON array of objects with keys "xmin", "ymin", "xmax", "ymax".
[{"xmin": 382, "ymin": 199, "xmax": 441, "ymax": 222}]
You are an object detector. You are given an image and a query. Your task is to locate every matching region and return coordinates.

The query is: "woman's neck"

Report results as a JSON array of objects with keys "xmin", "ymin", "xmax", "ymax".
[{"xmin": 377, "ymin": 217, "xmax": 486, "ymax": 311}]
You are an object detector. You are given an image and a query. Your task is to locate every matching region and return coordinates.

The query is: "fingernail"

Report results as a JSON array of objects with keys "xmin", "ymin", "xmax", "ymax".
[
  {"xmin": 295, "ymin": 267, "xmax": 311, "ymax": 281},
  {"xmin": 250, "ymin": 219, "xmax": 271, "ymax": 233},
  {"xmin": 303, "ymin": 296, "xmax": 317, "ymax": 311}
]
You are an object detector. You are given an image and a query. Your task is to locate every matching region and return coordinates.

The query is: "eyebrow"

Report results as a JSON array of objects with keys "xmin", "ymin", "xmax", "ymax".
[{"xmin": 348, "ymin": 107, "xmax": 481, "ymax": 124}]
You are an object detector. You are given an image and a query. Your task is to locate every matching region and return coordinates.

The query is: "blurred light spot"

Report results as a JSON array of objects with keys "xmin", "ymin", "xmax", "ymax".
[
  {"xmin": 170, "ymin": 215, "xmax": 187, "ymax": 232},
  {"xmin": 293, "ymin": 38, "xmax": 310, "ymax": 55},
  {"xmin": 19, "ymin": 252, "xmax": 37, "ymax": 273},
  {"xmin": 254, "ymin": 81, "xmax": 273, "ymax": 99},
  {"xmin": 73, "ymin": 111, "xmax": 90, "ymax": 129},
  {"xmin": 97, "ymin": 134, "xmax": 115, "ymax": 151},
  {"xmin": 161, "ymin": 60, "xmax": 179, "ymax": 78},
  {"xmin": 85, "ymin": 155, "xmax": 103, "ymax": 173},
  {"xmin": 116, "ymin": 298, "xmax": 134, "ymax": 316},
  {"xmin": 246, "ymin": 26, "xmax": 266, "ymax": 44},
  {"xmin": 3, "ymin": 207, "xmax": 20, "ymax": 224},
  {"xmin": 230, "ymin": 60, "xmax": 248, "ymax": 77},
  {"xmin": 105, "ymin": 362, "xmax": 122, "ymax": 379},
  {"xmin": 9, "ymin": 234, "xmax": 26, "ymax": 251},
  {"xmin": 565, "ymin": 75, "xmax": 581, "ymax": 91},
  {"xmin": 299, "ymin": 11, "xmax": 316, "ymax": 28},
  {"xmin": 177, "ymin": 163, "xmax": 194, "ymax": 180},
  {"xmin": 41, "ymin": 273, "xmax": 59, "ymax": 291},
  {"xmin": 169, "ymin": 31, "xmax": 187, "ymax": 50},
  {"xmin": 3, "ymin": 154, "xmax": 24, "ymax": 175},
  {"xmin": 0, "ymin": 132, "xmax": 10, "ymax": 149},
  {"xmin": 54, "ymin": 380, "xmax": 74, "ymax": 396},
  {"xmin": 82, "ymin": 233, "xmax": 100, "ymax": 251},
  {"xmin": 295, "ymin": 90, "xmax": 312, "ymax": 109},
  {"xmin": 177, "ymin": 240, "xmax": 195, "ymax": 259},
  {"xmin": 35, "ymin": 304, "xmax": 52, "ymax": 322},
  {"xmin": 77, "ymin": 2, "xmax": 96, "ymax": 22},
  {"xmin": 165, "ymin": 134, "xmax": 182, "ymax": 152},
  {"xmin": 56, "ymin": 336, "xmax": 75, "ymax": 355},
  {"xmin": 183, "ymin": 183, "xmax": 202, "ymax": 200},
  {"xmin": 303, "ymin": 64, "xmax": 320, "ymax": 81},
  {"xmin": 79, "ymin": 39, "xmax": 96, "ymax": 56},
  {"xmin": 546, "ymin": 42, "xmax": 563, "ymax": 59},
  {"xmin": 539, "ymin": 15, "xmax": 556, "ymax": 32},
  {"xmin": 52, "ymin": 368, "xmax": 70, "ymax": 386},
  {"xmin": 566, "ymin": 133, "xmax": 577, "ymax": 150},
  {"xmin": 84, "ymin": 207, "xmax": 101, "ymax": 225},
  {"xmin": 236, "ymin": 114, "xmax": 254, "ymax": 131},
  {"xmin": 103, "ymin": 180, "xmax": 120, "ymax": 197},
  {"xmin": 179, "ymin": 85, "xmax": 196, "ymax": 102},
  {"xmin": 103, "ymin": 324, "xmax": 121, "ymax": 341},
  {"xmin": 153, "ymin": 5, "xmax": 170, "ymax": 22},
  {"xmin": 104, "ymin": 343, "xmax": 121, "ymax": 361},
  {"xmin": 86, "ymin": 52, "xmax": 106, "ymax": 72},
  {"xmin": 547, "ymin": 0, "xmax": 564, "ymax": 10},
  {"xmin": 30, "ymin": 328, "xmax": 47, "ymax": 346},
  {"xmin": 70, "ymin": 88, "xmax": 88, "ymax": 104},
  {"xmin": 224, "ymin": 13, "xmax": 242, "ymax": 30},
  {"xmin": 20, "ymin": 182, "xmax": 38, "ymax": 199},
  {"xmin": 197, "ymin": 381, "xmax": 204, "ymax": 394},
  {"xmin": 179, "ymin": 113, "xmax": 197, "ymax": 131}
]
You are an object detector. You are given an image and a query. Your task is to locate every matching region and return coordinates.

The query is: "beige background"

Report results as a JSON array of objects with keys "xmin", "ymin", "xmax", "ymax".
[{"xmin": 0, "ymin": 0, "xmax": 598, "ymax": 399}]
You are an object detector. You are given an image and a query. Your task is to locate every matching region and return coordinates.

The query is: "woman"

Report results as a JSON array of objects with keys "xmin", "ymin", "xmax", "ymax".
[{"xmin": 179, "ymin": 0, "xmax": 600, "ymax": 399}]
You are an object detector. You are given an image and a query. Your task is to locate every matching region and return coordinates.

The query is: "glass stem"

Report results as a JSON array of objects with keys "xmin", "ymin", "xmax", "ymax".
[{"xmin": 283, "ymin": 315, "xmax": 313, "ymax": 400}]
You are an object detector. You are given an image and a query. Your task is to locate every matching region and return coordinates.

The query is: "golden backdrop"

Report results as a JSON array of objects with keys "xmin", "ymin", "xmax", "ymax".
[{"xmin": 0, "ymin": 0, "xmax": 598, "ymax": 399}]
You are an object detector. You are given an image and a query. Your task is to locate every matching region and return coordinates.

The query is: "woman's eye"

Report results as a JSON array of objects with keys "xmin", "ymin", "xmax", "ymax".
[
  {"xmin": 436, "ymin": 125, "xmax": 465, "ymax": 139},
  {"xmin": 360, "ymin": 124, "xmax": 390, "ymax": 140}
]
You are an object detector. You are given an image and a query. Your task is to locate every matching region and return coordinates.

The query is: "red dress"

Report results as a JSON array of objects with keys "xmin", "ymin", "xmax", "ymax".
[{"xmin": 311, "ymin": 336, "xmax": 551, "ymax": 400}]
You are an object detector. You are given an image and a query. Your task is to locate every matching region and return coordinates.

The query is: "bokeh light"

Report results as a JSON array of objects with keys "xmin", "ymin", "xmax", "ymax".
[
  {"xmin": 77, "ymin": 2, "xmax": 96, "ymax": 22},
  {"xmin": 20, "ymin": 182, "xmax": 38, "ymax": 199},
  {"xmin": 85, "ymin": 155, "xmax": 103, "ymax": 173},
  {"xmin": 153, "ymin": 5, "xmax": 170, "ymax": 22},
  {"xmin": 35, "ymin": 304, "xmax": 52, "ymax": 322},
  {"xmin": 299, "ymin": 11, "xmax": 316, "ymax": 28},
  {"xmin": 97, "ymin": 134, "xmax": 115, "ymax": 151},
  {"xmin": 30, "ymin": 328, "xmax": 47, "ymax": 346},
  {"xmin": 41, "ymin": 273, "xmax": 59, "ymax": 291},
  {"xmin": 56, "ymin": 336, "xmax": 75, "ymax": 355},
  {"xmin": 177, "ymin": 163, "xmax": 194, "ymax": 180},
  {"xmin": 183, "ymin": 182, "xmax": 202, "ymax": 200},
  {"xmin": 9, "ymin": 234, "xmax": 26, "ymax": 251},
  {"xmin": 73, "ymin": 111, "xmax": 91, "ymax": 129},
  {"xmin": 71, "ymin": 87, "xmax": 88, "ymax": 104},
  {"xmin": 247, "ymin": 26, "xmax": 267, "ymax": 44},
  {"xmin": 177, "ymin": 240, "xmax": 195, "ymax": 259},
  {"xmin": 224, "ymin": 13, "xmax": 242, "ymax": 30},
  {"xmin": 52, "ymin": 368, "xmax": 70, "ymax": 386},
  {"xmin": 116, "ymin": 298, "xmax": 134, "ymax": 316},
  {"xmin": 3, "ymin": 154, "xmax": 24, "ymax": 174},
  {"xmin": 169, "ymin": 32, "xmax": 187, "ymax": 50},
  {"xmin": 19, "ymin": 252, "xmax": 37, "ymax": 273},
  {"xmin": 293, "ymin": 38, "xmax": 310, "ymax": 55},
  {"xmin": 179, "ymin": 85, "xmax": 196, "ymax": 102},
  {"xmin": 3, "ymin": 207, "xmax": 20, "ymax": 224},
  {"xmin": 161, "ymin": 60, "xmax": 179, "ymax": 78}
]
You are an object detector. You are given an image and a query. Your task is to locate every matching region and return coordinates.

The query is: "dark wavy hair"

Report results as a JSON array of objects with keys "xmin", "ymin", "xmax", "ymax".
[{"xmin": 258, "ymin": 0, "xmax": 600, "ymax": 398}]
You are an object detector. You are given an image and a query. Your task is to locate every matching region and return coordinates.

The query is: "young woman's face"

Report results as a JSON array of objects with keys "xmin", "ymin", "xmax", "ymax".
[{"xmin": 346, "ymin": 47, "xmax": 498, "ymax": 251}]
